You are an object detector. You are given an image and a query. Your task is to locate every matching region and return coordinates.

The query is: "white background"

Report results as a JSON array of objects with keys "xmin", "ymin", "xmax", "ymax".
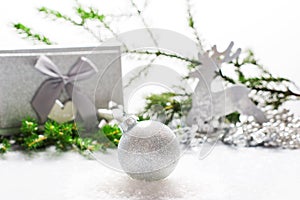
[
  {"xmin": 1, "ymin": 1, "xmax": 300, "ymax": 199},
  {"xmin": 0, "ymin": 0, "xmax": 300, "ymax": 112}
]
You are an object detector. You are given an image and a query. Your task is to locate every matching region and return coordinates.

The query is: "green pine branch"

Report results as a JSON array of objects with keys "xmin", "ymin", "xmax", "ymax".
[
  {"xmin": 0, "ymin": 138, "xmax": 11, "ymax": 154},
  {"xmin": 39, "ymin": 7, "xmax": 83, "ymax": 26},
  {"xmin": 0, "ymin": 118, "xmax": 122, "ymax": 154},
  {"xmin": 129, "ymin": 49, "xmax": 200, "ymax": 65},
  {"xmin": 186, "ymin": 0, "xmax": 204, "ymax": 52},
  {"xmin": 13, "ymin": 23, "xmax": 53, "ymax": 45},
  {"xmin": 139, "ymin": 92, "xmax": 192, "ymax": 125},
  {"xmin": 227, "ymin": 50, "xmax": 300, "ymax": 108}
]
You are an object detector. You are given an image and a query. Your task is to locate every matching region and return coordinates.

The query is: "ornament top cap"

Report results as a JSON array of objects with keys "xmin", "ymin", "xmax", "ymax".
[{"xmin": 120, "ymin": 115, "xmax": 138, "ymax": 133}]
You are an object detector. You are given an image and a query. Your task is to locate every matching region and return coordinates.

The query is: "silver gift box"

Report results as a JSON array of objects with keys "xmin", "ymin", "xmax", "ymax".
[{"xmin": 0, "ymin": 45, "xmax": 123, "ymax": 133}]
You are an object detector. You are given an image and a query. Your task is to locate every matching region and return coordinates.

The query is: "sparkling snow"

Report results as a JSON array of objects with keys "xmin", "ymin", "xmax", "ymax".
[{"xmin": 1, "ymin": 145, "xmax": 300, "ymax": 200}]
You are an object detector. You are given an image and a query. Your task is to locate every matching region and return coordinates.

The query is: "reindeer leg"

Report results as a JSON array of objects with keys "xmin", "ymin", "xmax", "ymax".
[
  {"xmin": 198, "ymin": 132, "xmax": 221, "ymax": 160},
  {"xmin": 238, "ymin": 98, "xmax": 268, "ymax": 124}
]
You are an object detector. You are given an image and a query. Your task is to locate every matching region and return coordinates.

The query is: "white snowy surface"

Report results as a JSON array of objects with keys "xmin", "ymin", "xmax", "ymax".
[{"xmin": 1, "ymin": 145, "xmax": 300, "ymax": 200}]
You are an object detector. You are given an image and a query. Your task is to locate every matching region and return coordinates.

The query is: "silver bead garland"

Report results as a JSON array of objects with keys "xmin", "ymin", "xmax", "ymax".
[
  {"xmin": 175, "ymin": 107, "xmax": 300, "ymax": 149},
  {"xmin": 223, "ymin": 107, "xmax": 300, "ymax": 149}
]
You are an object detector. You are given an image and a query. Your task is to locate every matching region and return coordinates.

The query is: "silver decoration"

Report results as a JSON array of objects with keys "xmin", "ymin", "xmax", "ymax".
[
  {"xmin": 223, "ymin": 107, "xmax": 300, "ymax": 149},
  {"xmin": 98, "ymin": 101, "xmax": 181, "ymax": 181},
  {"xmin": 98, "ymin": 101, "xmax": 125, "ymax": 121},
  {"xmin": 175, "ymin": 118, "xmax": 230, "ymax": 149},
  {"xmin": 98, "ymin": 119, "xmax": 107, "ymax": 129},
  {"xmin": 187, "ymin": 42, "xmax": 267, "ymax": 131},
  {"xmin": 176, "ymin": 106, "xmax": 300, "ymax": 150},
  {"xmin": 97, "ymin": 109, "xmax": 114, "ymax": 121},
  {"xmin": 118, "ymin": 119, "xmax": 181, "ymax": 181}
]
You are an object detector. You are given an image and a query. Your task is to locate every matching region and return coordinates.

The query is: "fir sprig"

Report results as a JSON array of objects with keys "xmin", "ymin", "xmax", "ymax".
[
  {"xmin": 130, "ymin": 0, "xmax": 158, "ymax": 47},
  {"xmin": 96, "ymin": 124, "xmax": 122, "ymax": 147},
  {"xmin": 38, "ymin": 6, "xmax": 103, "ymax": 42},
  {"xmin": 186, "ymin": 0, "xmax": 204, "ymax": 52},
  {"xmin": 140, "ymin": 92, "xmax": 244, "ymax": 124},
  {"xmin": 0, "ymin": 138, "xmax": 11, "ymax": 154},
  {"xmin": 139, "ymin": 92, "xmax": 192, "ymax": 125},
  {"xmin": 39, "ymin": 7, "xmax": 84, "ymax": 26},
  {"xmin": 222, "ymin": 50, "xmax": 300, "ymax": 108},
  {"xmin": 13, "ymin": 23, "xmax": 53, "ymax": 45},
  {"xmin": 0, "ymin": 118, "xmax": 122, "ymax": 154}
]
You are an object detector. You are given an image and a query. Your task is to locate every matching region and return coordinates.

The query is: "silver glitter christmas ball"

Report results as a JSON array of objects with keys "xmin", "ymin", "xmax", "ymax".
[{"xmin": 118, "ymin": 120, "xmax": 180, "ymax": 181}]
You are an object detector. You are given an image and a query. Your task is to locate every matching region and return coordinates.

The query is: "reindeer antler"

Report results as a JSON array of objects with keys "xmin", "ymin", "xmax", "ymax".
[
  {"xmin": 211, "ymin": 41, "xmax": 241, "ymax": 66},
  {"xmin": 191, "ymin": 42, "xmax": 242, "ymax": 82}
]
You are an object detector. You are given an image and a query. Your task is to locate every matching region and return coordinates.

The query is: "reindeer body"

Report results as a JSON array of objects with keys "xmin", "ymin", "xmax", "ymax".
[{"xmin": 186, "ymin": 42, "xmax": 267, "ymax": 127}]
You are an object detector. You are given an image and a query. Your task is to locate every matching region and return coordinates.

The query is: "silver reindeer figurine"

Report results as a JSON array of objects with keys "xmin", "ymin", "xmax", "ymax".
[{"xmin": 187, "ymin": 42, "xmax": 267, "ymax": 127}]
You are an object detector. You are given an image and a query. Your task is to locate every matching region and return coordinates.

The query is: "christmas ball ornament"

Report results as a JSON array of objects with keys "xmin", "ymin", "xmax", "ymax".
[{"xmin": 118, "ymin": 118, "xmax": 181, "ymax": 181}]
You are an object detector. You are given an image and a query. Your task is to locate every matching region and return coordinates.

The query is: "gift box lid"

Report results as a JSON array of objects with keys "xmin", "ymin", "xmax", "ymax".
[{"xmin": 0, "ymin": 45, "xmax": 121, "ymax": 56}]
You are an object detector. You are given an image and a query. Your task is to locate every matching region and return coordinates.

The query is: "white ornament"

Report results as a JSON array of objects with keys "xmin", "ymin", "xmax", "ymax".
[
  {"xmin": 98, "ymin": 101, "xmax": 124, "ymax": 121},
  {"xmin": 187, "ymin": 42, "xmax": 267, "ymax": 128},
  {"xmin": 118, "ymin": 118, "xmax": 180, "ymax": 181}
]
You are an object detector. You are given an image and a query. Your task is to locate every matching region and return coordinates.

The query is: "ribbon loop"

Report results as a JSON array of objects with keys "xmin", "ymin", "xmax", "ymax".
[
  {"xmin": 31, "ymin": 56, "xmax": 98, "ymax": 128},
  {"xmin": 35, "ymin": 55, "xmax": 64, "ymax": 78}
]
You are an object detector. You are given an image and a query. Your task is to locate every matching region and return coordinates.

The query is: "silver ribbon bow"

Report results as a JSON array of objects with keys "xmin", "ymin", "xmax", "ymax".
[{"xmin": 31, "ymin": 55, "xmax": 98, "ymax": 126}]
